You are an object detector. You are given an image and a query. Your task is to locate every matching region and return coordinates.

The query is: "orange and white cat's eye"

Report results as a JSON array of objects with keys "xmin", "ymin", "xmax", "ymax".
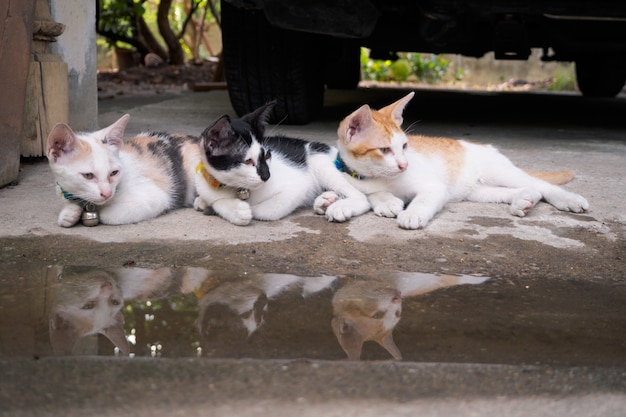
[{"xmin": 379, "ymin": 147, "xmax": 392, "ymax": 155}]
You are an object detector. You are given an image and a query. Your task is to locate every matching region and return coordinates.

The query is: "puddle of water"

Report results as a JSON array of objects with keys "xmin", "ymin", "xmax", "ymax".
[{"xmin": 0, "ymin": 264, "xmax": 624, "ymax": 366}]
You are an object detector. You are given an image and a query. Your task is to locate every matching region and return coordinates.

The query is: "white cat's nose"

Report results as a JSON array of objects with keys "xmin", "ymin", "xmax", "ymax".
[{"xmin": 397, "ymin": 161, "xmax": 407, "ymax": 172}]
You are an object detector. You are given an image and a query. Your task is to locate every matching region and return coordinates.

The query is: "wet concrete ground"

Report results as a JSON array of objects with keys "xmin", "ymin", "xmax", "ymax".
[{"xmin": 1, "ymin": 87, "xmax": 625, "ymax": 415}]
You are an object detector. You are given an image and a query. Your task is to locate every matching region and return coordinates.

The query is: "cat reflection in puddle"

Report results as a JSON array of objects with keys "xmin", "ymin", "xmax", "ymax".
[
  {"xmin": 331, "ymin": 273, "xmax": 488, "ymax": 360},
  {"xmin": 47, "ymin": 266, "xmax": 130, "ymax": 356},
  {"xmin": 46, "ymin": 266, "xmax": 211, "ymax": 356}
]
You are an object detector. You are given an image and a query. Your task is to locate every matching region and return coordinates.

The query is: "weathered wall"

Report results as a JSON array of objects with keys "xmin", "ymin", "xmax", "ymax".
[{"xmin": 49, "ymin": 0, "xmax": 98, "ymax": 130}]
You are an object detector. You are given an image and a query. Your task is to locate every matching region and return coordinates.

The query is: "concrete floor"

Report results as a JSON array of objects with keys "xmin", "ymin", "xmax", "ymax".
[{"xmin": 1, "ymin": 87, "xmax": 625, "ymax": 416}]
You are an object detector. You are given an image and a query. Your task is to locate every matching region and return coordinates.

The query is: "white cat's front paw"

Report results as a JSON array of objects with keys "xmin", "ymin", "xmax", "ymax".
[
  {"xmin": 551, "ymin": 192, "xmax": 590, "ymax": 214},
  {"xmin": 510, "ymin": 190, "xmax": 542, "ymax": 217},
  {"xmin": 397, "ymin": 210, "xmax": 427, "ymax": 229},
  {"xmin": 58, "ymin": 204, "xmax": 83, "ymax": 227},
  {"xmin": 313, "ymin": 191, "xmax": 339, "ymax": 215},
  {"xmin": 373, "ymin": 197, "xmax": 404, "ymax": 218}
]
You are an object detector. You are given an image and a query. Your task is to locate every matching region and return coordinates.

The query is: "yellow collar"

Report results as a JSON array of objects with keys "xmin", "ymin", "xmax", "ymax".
[{"xmin": 195, "ymin": 161, "xmax": 223, "ymax": 189}]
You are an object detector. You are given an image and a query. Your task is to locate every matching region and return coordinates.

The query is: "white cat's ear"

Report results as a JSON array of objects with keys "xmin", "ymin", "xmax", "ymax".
[
  {"xmin": 101, "ymin": 311, "xmax": 130, "ymax": 356},
  {"xmin": 46, "ymin": 123, "xmax": 78, "ymax": 162},
  {"xmin": 103, "ymin": 114, "xmax": 130, "ymax": 149},
  {"xmin": 342, "ymin": 104, "xmax": 372, "ymax": 143},
  {"xmin": 381, "ymin": 91, "xmax": 415, "ymax": 127}
]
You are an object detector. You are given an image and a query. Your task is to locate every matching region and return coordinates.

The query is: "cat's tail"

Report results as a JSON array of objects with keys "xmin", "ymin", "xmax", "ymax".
[{"xmin": 526, "ymin": 170, "xmax": 576, "ymax": 185}]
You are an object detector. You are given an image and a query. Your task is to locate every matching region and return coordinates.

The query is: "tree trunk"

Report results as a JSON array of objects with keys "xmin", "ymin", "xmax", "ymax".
[{"xmin": 157, "ymin": 0, "xmax": 185, "ymax": 65}]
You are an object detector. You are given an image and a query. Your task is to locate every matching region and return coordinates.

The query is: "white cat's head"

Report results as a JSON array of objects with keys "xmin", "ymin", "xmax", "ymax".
[
  {"xmin": 337, "ymin": 92, "xmax": 414, "ymax": 178},
  {"xmin": 46, "ymin": 114, "xmax": 130, "ymax": 205},
  {"xmin": 47, "ymin": 266, "xmax": 129, "ymax": 356}
]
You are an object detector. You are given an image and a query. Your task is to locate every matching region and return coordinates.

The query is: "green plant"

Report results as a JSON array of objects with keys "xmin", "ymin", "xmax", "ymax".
[
  {"xmin": 547, "ymin": 64, "xmax": 577, "ymax": 91},
  {"xmin": 360, "ymin": 49, "xmax": 452, "ymax": 84}
]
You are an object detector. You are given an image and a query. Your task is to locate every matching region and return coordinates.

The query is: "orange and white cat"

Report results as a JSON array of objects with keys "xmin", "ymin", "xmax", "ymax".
[{"xmin": 327, "ymin": 92, "xmax": 589, "ymax": 229}]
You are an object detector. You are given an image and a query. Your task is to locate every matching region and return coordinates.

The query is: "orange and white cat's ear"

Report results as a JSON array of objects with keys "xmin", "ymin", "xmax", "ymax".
[
  {"xmin": 46, "ymin": 123, "xmax": 78, "ymax": 162},
  {"xmin": 380, "ymin": 91, "xmax": 415, "ymax": 127},
  {"xmin": 103, "ymin": 113, "xmax": 130, "ymax": 149},
  {"xmin": 340, "ymin": 104, "xmax": 373, "ymax": 144},
  {"xmin": 331, "ymin": 316, "xmax": 364, "ymax": 360}
]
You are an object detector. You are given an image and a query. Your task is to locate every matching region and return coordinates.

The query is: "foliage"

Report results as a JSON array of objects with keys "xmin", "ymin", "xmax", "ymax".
[
  {"xmin": 97, "ymin": 0, "xmax": 221, "ymax": 66},
  {"xmin": 360, "ymin": 48, "xmax": 455, "ymax": 84},
  {"xmin": 547, "ymin": 64, "xmax": 577, "ymax": 91}
]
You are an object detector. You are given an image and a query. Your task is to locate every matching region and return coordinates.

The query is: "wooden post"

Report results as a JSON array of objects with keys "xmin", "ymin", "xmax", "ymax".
[
  {"xmin": 20, "ymin": 0, "xmax": 69, "ymax": 158},
  {"xmin": 0, "ymin": 0, "xmax": 36, "ymax": 187}
]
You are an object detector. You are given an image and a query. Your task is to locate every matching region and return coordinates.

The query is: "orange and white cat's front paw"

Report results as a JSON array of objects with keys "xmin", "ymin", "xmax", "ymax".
[
  {"xmin": 510, "ymin": 189, "xmax": 542, "ymax": 217},
  {"xmin": 313, "ymin": 191, "xmax": 339, "ymax": 215},
  {"xmin": 324, "ymin": 196, "xmax": 370, "ymax": 223},
  {"xmin": 370, "ymin": 192, "xmax": 404, "ymax": 218},
  {"xmin": 57, "ymin": 204, "xmax": 83, "ymax": 227},
  {"xmin": 397, "ymin": 210, "xmax": 429, "ymax": 229}
]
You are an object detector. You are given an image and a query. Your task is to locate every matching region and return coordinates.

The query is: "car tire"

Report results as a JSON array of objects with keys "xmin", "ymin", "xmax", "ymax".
[
  {"xmin": 325, "ymin": 43, "xmax": 361, "ymax": 90},
  {"xmin": 575, "ymin": 56, "xmax": 626, "ymax": 98},
  {"xmin": 222, "ymin": 3, "xmax": 325, "ymax": 124}
]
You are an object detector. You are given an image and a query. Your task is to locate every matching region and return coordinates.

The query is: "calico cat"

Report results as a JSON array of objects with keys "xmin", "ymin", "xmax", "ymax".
[
  {"xmin": 193, "ymin": 102, "xmax": 370, "ymax": 225},
  {"xmin": 46, "ymin": 114, "xmax": 202, "ymax": 226},
  {"xmin": 333, "ymin": 92, "xmax": 590, "ymax": 229}
]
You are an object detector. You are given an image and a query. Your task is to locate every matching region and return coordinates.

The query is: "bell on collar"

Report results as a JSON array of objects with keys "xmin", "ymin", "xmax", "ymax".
[{"xmin": 81, "ymin": 203, "xmax": 99, "ymax": 227}]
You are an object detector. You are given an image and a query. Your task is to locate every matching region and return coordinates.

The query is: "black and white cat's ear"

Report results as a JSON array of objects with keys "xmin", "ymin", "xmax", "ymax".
[
  {"xmin": 102, "ymin": 113, "xmax": 130, "ymax": 149},
  {"xmin": 241, "ymin": 100, "xmax": 276, "ymax": 136},
  {"xmin": 201, "ymin": 115, "xmax": 232, "ymax": 154},
  {"xmin": 381, "ymin": 91, "xmax": 415, "ymax": 127},
  {"xmin": 342, "ymin": 104, "xmax": 372, "ymax": 143},
  {"xmin": 46, "ymin": 123, "xmax": 78, "ymax": 162}
]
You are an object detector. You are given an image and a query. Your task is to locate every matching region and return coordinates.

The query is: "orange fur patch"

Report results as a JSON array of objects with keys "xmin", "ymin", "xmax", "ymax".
[{"xmin": 409, "ymin": 134, "xmax": 466, "ymax": 183}]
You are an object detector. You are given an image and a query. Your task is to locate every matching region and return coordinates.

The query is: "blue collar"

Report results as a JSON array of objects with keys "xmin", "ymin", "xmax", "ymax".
[
  {"xmin": 334, "ymin": 154, "xmax": 366, "ymax": 180},
  {"xmin": 57, "ymin": 183, "xmax": 92, "ymax": 207}
]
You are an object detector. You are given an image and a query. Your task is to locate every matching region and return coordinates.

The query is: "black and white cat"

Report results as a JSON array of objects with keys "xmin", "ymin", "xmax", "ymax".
[{"xmin": 193, "ymin": 102, "xmax": 371, "ymax": 225}]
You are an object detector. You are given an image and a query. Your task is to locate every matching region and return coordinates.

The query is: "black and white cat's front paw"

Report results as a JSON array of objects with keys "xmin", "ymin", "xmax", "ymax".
[
  {"xmin": 58, "ymin": 204, "xmax": 83, "ymax": 227},
  {"xmin": 213, "ymin": 198, "xmax": 253, "ymax": 226},
  {"xmin": 313, "ymin": 191, "xmax": 339, "ymax": 215}
]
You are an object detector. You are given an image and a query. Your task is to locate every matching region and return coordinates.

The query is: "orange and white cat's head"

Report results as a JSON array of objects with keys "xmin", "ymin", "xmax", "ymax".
[
  {"xmin": 46, "ymin": 114, "xmax": 130, "ymax": 205},
  {"xmin": 337, "ymin": 92, "xmax": 414, "ymax": 178}
]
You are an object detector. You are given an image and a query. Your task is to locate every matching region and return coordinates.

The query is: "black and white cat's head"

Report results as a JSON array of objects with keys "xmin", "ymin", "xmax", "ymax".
[{"xmin": 200, "ymin": 102, "xmax": 276, "ymax": 189}]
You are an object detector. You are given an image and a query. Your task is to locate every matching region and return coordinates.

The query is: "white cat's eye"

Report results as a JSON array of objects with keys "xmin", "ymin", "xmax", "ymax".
[
  {"xmin": 110, "ymin": 170, "xmax": 119, "ymax": 177},
  {"xmin": 110, "ymin": 299, "xmax": 121, "ymax": 306},
  {"xmin": 82, "ymin": 173, "xmax": 94, "ymax": 180},
  {"xmin": 81, "ymin": 301, "xmax": 96, "ymax": 310}
]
